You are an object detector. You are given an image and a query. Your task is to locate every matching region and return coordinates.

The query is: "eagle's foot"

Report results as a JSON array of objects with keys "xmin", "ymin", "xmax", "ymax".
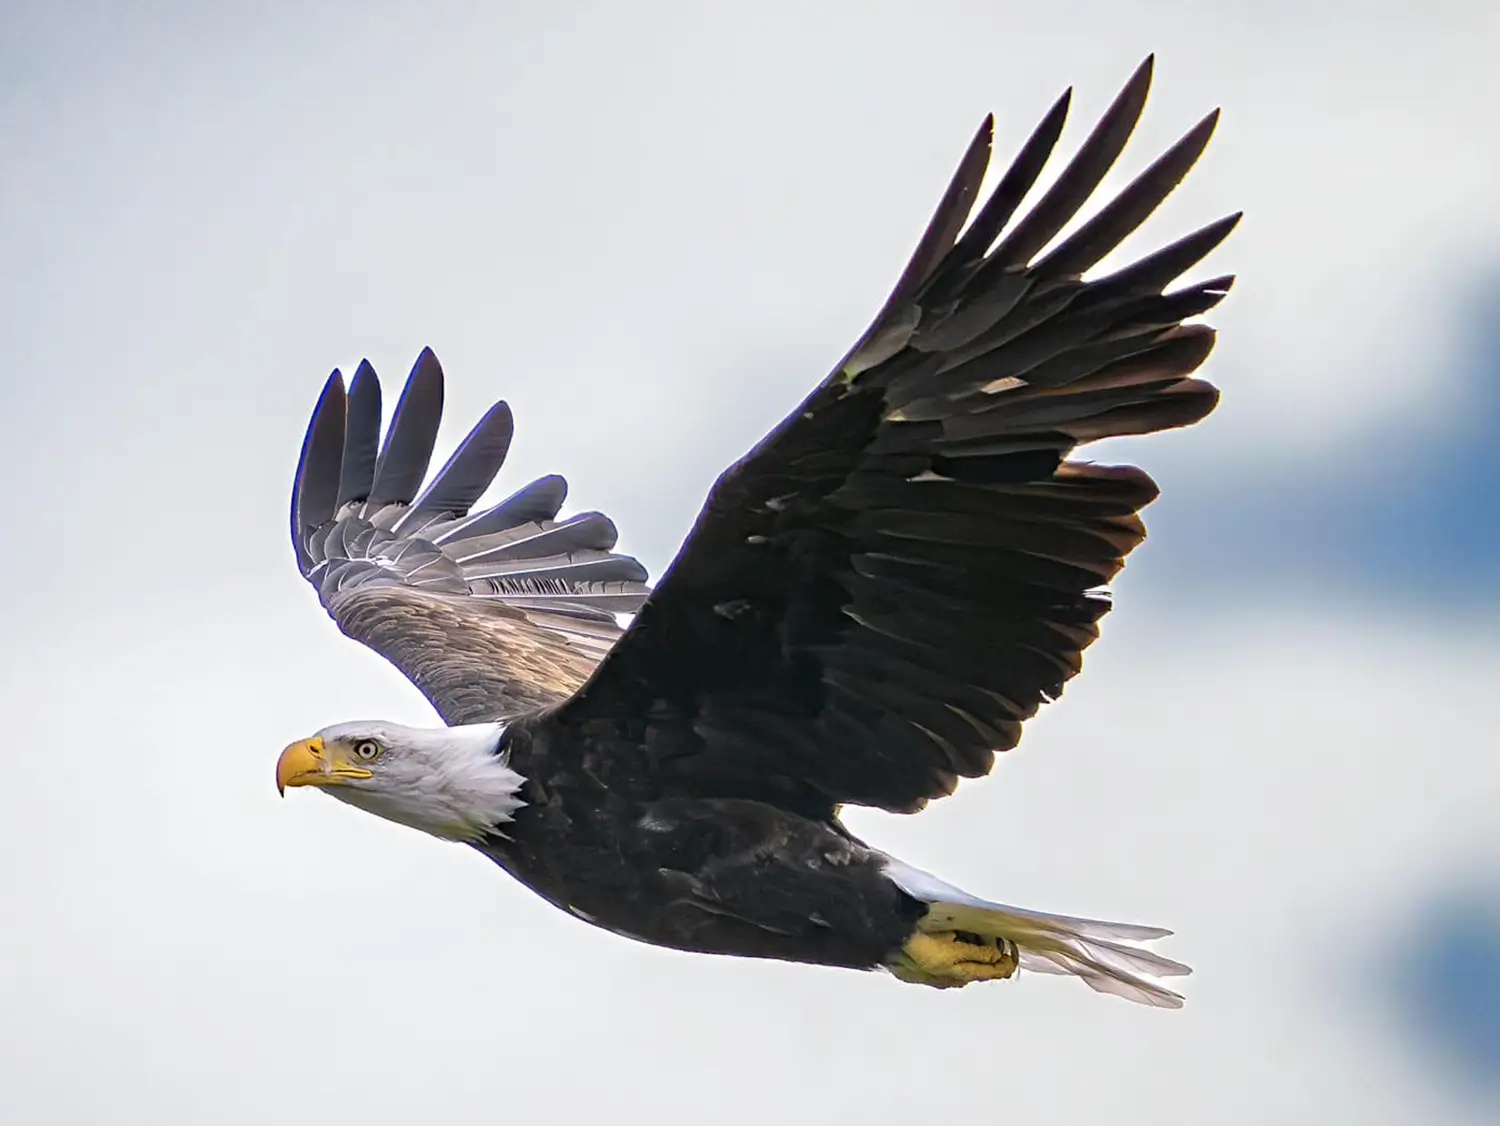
[{"xmin": 886, "ymin": 929, "xmax": 1020, "ymax": 988}]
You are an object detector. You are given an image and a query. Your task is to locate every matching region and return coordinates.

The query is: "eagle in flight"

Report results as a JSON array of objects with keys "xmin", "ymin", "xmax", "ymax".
[{"xmin": 279, "ymin": 58, "xmax": 1234, "ymax": 1007}]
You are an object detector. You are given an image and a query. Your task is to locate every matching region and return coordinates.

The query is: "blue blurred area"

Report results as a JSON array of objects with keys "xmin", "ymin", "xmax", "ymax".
[
  {"xmin": 1177, "ymin": 272, "xmax": 1500, "ymax": 1092},
  {"xmin": 1323, "ymin": 276, "xmax": 1500, "ymax": 595},
  {"xmin": 1389, "ymin": 888, "xmax": 1500, "ymax": 1091},
  {"xmin": 1159, "ymin": 274, "xmax": 1500, "ymax": 606}
]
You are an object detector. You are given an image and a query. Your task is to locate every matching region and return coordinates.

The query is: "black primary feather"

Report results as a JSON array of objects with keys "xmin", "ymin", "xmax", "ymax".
[
  {"xmin": 394, "ymin": 400, "xmax": 515, "ymax": 534},
  {"xmin": 988, "ymin": 56, "xmax": 1155, "ymax": 269},
  {"xmin": 290, "ymin": 371, "xmax": 346, "ymax": 572},
  {"xmin": 337, "ymin": 360, "xmax": 382, "ymax": 509},
  {"xmin": 433, "ymin": 474, "xmax": 569, "ymax": 545},
  {"xmin": 366, "ymin": 347, "xmax": 444, "ymax": 509}
]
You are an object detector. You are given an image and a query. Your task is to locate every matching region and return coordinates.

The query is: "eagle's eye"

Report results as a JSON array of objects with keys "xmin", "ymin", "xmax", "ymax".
[{"xmin": 352, "ymin": 739, "xmax": 381, "ymax": 762}]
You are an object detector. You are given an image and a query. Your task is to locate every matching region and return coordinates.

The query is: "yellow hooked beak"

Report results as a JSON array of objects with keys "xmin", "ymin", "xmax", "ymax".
[{"xmin": 276, "ymin": 736, "xmax": 374, "ymax": 795}]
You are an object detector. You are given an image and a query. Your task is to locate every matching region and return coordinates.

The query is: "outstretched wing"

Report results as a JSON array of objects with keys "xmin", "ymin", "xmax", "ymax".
[
  {"xmin": 290, "ymin": 349, "xmax": 651, "ymax": 723},
  {"xmin": 549, "ymin": 58, "xmax": 1235, "ymax": 818}
]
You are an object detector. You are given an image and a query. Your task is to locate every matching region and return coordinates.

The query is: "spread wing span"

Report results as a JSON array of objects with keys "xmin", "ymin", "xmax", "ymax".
[
  {"xmin": 290, "ymin": 349, "xmax": 651, "ymax": 722},
  {"xmin": 550, "ymin": 58, "xmax": 1236, "ymax": 817}
]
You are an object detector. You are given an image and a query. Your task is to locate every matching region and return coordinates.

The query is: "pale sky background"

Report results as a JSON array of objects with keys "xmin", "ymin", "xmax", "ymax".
[{"xmin": 3, "ymin": 2, "xmax": 1499, "ymax": 1124}]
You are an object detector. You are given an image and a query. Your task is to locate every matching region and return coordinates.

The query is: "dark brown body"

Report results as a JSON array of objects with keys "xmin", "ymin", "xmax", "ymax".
[{"xmin": 477, "ymin": 721, "xmax": 925, "ymax": 969}]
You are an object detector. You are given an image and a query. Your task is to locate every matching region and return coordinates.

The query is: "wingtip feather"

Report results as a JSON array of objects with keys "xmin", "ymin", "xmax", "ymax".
[
  {"xmin": 367, "ymin": 349, "xmax": 446, "ymax": 509},
  {"xmin": 291, "ymin": 369, "xmax": 348, "ymax": 572}
]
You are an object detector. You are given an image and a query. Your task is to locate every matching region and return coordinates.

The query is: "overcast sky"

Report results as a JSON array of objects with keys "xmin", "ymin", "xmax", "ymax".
[{"xmin": 2, "ymin": 3, "xmax": 1498, "ymax": 1124}]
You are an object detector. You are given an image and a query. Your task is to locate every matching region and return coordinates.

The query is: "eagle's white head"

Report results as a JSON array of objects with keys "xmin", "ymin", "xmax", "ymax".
[{"xmin": 276, "ymin": 720, "xmax": 526, "ymax": 843}]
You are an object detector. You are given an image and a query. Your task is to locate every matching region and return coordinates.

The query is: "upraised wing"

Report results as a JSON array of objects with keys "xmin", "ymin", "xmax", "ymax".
[
  {"xmin": 550, "ymin": 58, "xmax": 1236, "ymax": 818},
  {"xmin": 290, "ymin": 349, "xmax": 651, "ymax": 723}
]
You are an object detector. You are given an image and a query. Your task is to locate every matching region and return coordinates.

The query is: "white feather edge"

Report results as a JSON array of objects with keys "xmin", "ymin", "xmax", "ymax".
[{"xmin": 881, "ymin": 857, "xmax": 1190, "ymax": 1009}]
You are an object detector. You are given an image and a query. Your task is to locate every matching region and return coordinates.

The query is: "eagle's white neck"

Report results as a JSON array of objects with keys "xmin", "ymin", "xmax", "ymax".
[{"xmin": 321, "ymin": 721, "xmax": 527, "ymax": 843}]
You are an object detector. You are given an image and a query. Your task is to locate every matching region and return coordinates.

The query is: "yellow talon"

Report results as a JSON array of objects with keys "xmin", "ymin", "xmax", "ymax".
[{"xmin": 887, "ymin": 930, "xmax": 1020, "ymax": 988}]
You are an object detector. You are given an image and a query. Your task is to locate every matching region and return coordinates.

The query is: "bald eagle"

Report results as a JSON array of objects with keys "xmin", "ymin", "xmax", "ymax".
[{"xmin": 280, "ymin": 58, "xmax": 1234, "ymax": 1007}]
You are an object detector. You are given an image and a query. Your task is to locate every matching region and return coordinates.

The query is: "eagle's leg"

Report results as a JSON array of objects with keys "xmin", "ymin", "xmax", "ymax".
[{"xmin": 885, "ymin": 929, "xmax": 1020, "ymax": 987}]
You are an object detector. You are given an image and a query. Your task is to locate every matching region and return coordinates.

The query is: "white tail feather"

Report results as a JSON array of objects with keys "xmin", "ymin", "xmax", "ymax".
[{"xmin": 883, "ymin": 857, "xmax": 1190, "ymax": 1008}]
